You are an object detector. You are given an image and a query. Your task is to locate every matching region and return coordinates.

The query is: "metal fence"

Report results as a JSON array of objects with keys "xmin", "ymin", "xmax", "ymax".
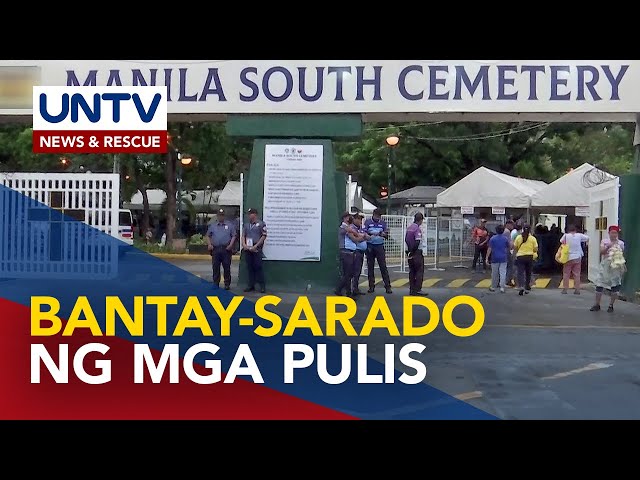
[
  {"xmin": 362, "ymin": 214, "xmax": 407, "ymax": 274},
  {"xmin": 359, "ymin": 214, "xmax": 479, "ymax": 275},
  {"xmin": 435, "ymin": 217, "xmax": 475, "ymax": 269},
  {"xmin": 0, "ymin": 173, "xmax": 120, "ymax": 280}
]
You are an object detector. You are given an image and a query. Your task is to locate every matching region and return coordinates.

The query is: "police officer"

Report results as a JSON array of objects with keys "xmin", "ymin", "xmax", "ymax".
[
  {"xmin": 242, "ymin": 208, "xmax": 267, "ymax": 293},
  {"xmin": 206, "ymin": 208, "xmax": 236, "ymax": 290},
  {"xmin": 351, "ymin": 213, "xmax": 370, "ymax": 295},
  {"xmin": 364, "ymin": 208, "xmax": 392, "ymax": 294},
  {"xmin": 335, "ymin": 212, "xmax": 365, "ymax": 297},
  {"xmin": 405, "ymin": 212, "xmax": 428, "ymax": 296}
]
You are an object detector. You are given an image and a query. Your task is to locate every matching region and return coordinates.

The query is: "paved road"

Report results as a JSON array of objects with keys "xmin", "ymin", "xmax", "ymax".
[{"xmin": 166, "ymin": 256, "xmax": 640, "ymax": 420}]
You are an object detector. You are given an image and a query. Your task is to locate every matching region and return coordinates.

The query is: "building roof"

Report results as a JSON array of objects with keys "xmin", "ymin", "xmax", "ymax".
[{"xmin": 388, "ymin": 185, "xmax": 446, "ymax": 202}]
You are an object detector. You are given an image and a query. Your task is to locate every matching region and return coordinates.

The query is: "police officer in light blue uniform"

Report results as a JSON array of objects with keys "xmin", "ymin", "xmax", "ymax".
[
  {"xmin": 351, "ymin": 213, "xmax": 370, "ymax": 295},
  {"xmin": 206, "ymin": 208, "xmax": 236, "ymax": 290},
  {"xmin": 243, "ymin": 208, "xmax": 268, "ymax": 293},
  {"xmin": 364, "ymin": 208, "xmax": 392, "ymax": 294},
  {"xmin": 335, "ymin": 212, "xmax": 364, "ymax": 297}
]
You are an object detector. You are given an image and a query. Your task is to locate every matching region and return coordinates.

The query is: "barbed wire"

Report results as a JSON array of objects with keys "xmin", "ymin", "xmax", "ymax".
[{"xmin": 582, "ymin": 165, "xmax": 615, "ymax": 188}]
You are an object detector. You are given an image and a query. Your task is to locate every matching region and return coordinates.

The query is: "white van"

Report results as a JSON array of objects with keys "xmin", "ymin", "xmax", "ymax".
[{"xmin": 118, "ymin": 209, "xmax": 134, "ymax": 245}]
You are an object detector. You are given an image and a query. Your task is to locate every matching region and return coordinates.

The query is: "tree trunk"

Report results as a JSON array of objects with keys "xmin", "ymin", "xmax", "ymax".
[
  {"xmin": 135, "ymin": 174, "xmax": 151, "ymax": 235},
  {"xmin": 165, "ymin": 150, "xmax": 176, "ymax": 245}
]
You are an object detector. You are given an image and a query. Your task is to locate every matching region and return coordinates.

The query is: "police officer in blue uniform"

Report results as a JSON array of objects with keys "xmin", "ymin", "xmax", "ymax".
[
  {"xmin": 242, "ymin": 208, "xmax": 268, "ymax": 293},
  {"xmin": 206, "ymin": 208, "xmax": 237, "ymax": 290},
  {"xmin": 364, "ymin": 208, "xmax": 393, "ymax": 294},
  {"xmin": 351, "ymin": 213, "xmax": 370, "ymax": 295},
  {"xmin": 335, "ymin": 212, "xmax": 366, "ymax": 297}
]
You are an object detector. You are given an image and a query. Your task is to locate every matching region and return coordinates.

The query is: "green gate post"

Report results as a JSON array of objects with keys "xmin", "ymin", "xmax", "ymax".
[
  {"xmin": 620, "ymin": 117, "xmax": 640, "ymax": 300},
  {"xmin": 227, "ymin": 114, "xmax": 362, "ymax": 293}
]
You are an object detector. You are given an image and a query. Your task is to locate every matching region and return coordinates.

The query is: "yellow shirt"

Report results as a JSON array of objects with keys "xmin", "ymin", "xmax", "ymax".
[{"xmin": 514, "ymin": 234, "xmax": 538, "ymax": 257}]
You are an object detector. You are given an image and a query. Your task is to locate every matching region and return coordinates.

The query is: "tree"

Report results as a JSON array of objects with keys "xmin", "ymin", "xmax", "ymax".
[
  {"xmin": 335, "ymin": 122, "xmax": 636, "ymax": 199},
  {"xmin": 118, "ymin": 153, "xmax": 166, "ymax": 234}
]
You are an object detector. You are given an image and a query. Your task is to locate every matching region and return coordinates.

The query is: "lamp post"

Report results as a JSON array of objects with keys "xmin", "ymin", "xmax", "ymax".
[
  {"xmin": 385, "ymin": 135, "xmax": 400, "ymax": 215},
  {"xmin": 175, "ymin": 151, "xmax": 193, "ymax": 239}
]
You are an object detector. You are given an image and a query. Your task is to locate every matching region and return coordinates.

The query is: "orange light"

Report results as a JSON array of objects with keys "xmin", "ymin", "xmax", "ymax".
[
  {"xmin": 180, "ymin": 156, "xmax": 193, "ymax": 166},
  {"xmin": 385, "ymin": 136, "xmax": 400, "ymax": 147},
  {"xmin": 166, "ymin": 132, "xmax": 172, "ymax": 145},
  {"xmin": 125, "ymin": 175, "xmax": 130, "ymax": 180}
]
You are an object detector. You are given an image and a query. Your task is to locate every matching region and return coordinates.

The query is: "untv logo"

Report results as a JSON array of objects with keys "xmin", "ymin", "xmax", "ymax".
[{"xmin": 32, "ymin": 86, "xmax": 168, "ymax": 154}]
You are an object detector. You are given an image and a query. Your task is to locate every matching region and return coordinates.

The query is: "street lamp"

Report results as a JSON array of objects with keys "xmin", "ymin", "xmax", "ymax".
[
  {"xmin": 175, "ymin": 151, "xmax": 194, "ymax": 239},
  {"xmin": 385, "ymin": 135, "xmax": 400, "ymax": 214}
]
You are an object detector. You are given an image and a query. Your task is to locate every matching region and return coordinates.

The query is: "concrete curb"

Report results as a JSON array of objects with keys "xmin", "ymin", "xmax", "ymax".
[
  {"xmin": 581, "ymin": 282, "xmax": 639, "ymax": 304},
  {"xmin": 150, "ymin": 253, "xmax": 241, "ymax": 261}
]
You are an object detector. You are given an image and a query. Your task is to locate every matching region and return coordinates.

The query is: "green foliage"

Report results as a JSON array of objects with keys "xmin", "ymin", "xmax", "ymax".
[
  {"xmin": 1, "ymin": 120, "xmax": 635, "ymax": 207},
  {"xmin": 160, "ymin": 192, "xmax": 197, "ymax": 222},
  {"xmin": 189, "ymin": 233, "xmax": 206, "ymax": 245},
  {"xmin": 133, "ymin": 239, "xmax": 170, "ymax": 253},
  {"xmin": 335, "ymin": 122, "xmax": 636, "ymax": 198}
]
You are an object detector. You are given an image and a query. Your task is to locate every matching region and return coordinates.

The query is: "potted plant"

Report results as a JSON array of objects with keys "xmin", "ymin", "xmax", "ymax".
[{"xmin": 187, "ymin": 233, "xmax": 209, "ymax": 255}]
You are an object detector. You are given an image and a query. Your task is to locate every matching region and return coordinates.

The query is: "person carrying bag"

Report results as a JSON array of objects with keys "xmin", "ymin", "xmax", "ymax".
[{"xmin": 558, "ymin": 225, "xmax": 589, "ymax": 295}]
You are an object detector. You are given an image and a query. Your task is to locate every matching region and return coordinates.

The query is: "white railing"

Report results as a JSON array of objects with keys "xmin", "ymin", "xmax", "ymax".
[{"xmin": 0, "ymin": 172, "xmax": 120, "ymax": 279}]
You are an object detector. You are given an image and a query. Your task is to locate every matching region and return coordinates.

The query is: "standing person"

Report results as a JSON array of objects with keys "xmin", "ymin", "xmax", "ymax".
[
  {"xmin": 487, "ymin": 224, "xmax": 511, "ymax": 293},
  {"xmin": 470, "ymin": 219, "xmax": 489, "ymax": 273},
  {"xmin": 206, "ymin": 208, "xmax": 237, "ymax": 290},
  {"xmin": 560, "ymin": 224, "xmax": 589, "ymax": 295},
  {"xmin": 503, "ymin": 220, "xmax": 515, "ymax": 287},
  {"xmin": 351, "ymin": 213, "xmax": 370, "ymax": 296},
  {"xmin": 335, "ymin": 212, "xmax": 364, "ymax": 297},
  {"xmin": 513, "ymin": 225, "xmax": 538, "ymax": 296},
  {"xmin": 590, "ymin": 225, "xmax": 626, "ymax": 313},
  {"xmin": 405, "ymin": 212, "xmax": 427, "ymax": 296},
  {"xmin": 364, "ymin": 208, "xmax": 393, "ymax": 294},
  {"xmin": 511, "ymin": 223, "xmax": 522, "ymax": 242},
  {"xmin": 242, "ymin": 208, "xmax": 268, "ymax": 293}
]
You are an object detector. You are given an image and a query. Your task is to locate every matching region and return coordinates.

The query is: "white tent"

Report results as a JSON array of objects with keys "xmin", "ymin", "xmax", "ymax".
[
  {"xmin": 362, "ymin": 198, "xmax": 376, "ymax": 214},
  {"xmin": 530, "ymin": 163, "xmax": 616, "ymax": 208},
  {"xmin": 124, "ymin": 187, "xmax": 224, "ymax": 210},
  {"xmin": 436, "ymin": 166, "xmax": 547, "ymax": 209},
  {"xmin": 217, "ymin": 181, "xmax": 241, "ymax": 206},
  {"xmin": 125, "ymin": 189, "xmax": 167, "ymax": 209}
]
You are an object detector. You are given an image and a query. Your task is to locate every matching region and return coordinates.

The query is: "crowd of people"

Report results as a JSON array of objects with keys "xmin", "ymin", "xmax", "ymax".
[
  {"xmin": 471, "ymin": 218, "xmax": 626, "ymax": 310},
  {"xmin": 469, "ymin": 219, "xmax": 587, "ymax": 276},
  {"xmin": 197, "ymin": 207, "xmax": 627, "ymax": 312}
]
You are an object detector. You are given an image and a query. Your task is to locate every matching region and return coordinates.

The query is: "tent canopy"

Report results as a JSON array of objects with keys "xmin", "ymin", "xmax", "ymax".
[
  {"xmin": 124, "ymin": 186, "xmax": 225, "ymax": 210},
  {"xmin": 530, "ymin": 163, "xmax": 616, "ymax": 208},
  {"xmin": 436, "ymin": 166, "xmax": 547, "ymax": 209},
  {"xmin": 362, "ymin": 198, "xmax": 376, "ymax": 213},
  {"xmin": 217, "ymin": 181, "xmax": 241, "ymax": 206},
  {"xmin": 389, "ymin": 186, "xmax": 446, "ymax": 203}
]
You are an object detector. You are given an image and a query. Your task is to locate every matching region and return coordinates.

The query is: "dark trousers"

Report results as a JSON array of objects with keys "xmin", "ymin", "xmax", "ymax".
[
  {"xmin": 506, "ymin": 252, "xmax": 515, "ymax": 285},
  {"xmin": 336, "ymin": 249, "xmax": 355, "ymax": 295},
  {"xmin": 352, "ymin": 250, "xmax": 366, "ymax": 293},
  {"xmin": 473, "ymin": 244, "xmax": 488, "ymax": 271},
  {"xmin": 408, "ymin": 251, "xmax": 425, "ymax": 293},
  {"xmin": 516, "ymin": 255, "xmax": 533, "ymax": 290},
  {"xmin": 366, "ymin": 244, "xmax": 391, "ymax": 289},
  {"xmin": 245, "ymin": 250, "xmax": 265, "ymax": 288},
  {"xmin": 212, "ymin": 246, "xmax": 232, "ymax": 287}
]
